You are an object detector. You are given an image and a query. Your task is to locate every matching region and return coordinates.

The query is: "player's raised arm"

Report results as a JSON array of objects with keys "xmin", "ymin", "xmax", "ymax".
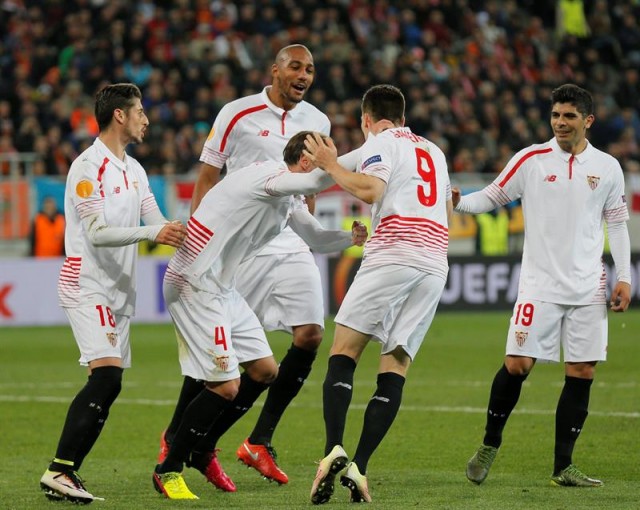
[{"xmin": 191, "ymin": 162, "xmax": 222, "ymax": 214}]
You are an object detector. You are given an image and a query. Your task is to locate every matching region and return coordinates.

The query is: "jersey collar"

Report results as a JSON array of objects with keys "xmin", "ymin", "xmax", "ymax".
[
  {"xmin": 549, "ymin": 137, "xmax": 594, "ymax": 163},
  {"xmin": 261, "ymin": 86, "xmax": 303, "ymax": 118},
  {"xmin": 94, "ymin": 137, "xmax": 128, "ymax": 171}
]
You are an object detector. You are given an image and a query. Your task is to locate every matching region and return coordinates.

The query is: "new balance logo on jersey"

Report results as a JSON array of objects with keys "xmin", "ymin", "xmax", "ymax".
[
  {"xmin": 258, "ymin": 130, "xmax": 270, "ymax": 137},
  {"xmin": 543, "ymin": 175, "xmax": 557, "ymax": 182}
]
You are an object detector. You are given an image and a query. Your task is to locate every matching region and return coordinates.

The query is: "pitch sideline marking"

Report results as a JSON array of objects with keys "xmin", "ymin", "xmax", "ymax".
[{"xmin": 0, "ymin": 394, "xmax": 638, "ymax": 419}]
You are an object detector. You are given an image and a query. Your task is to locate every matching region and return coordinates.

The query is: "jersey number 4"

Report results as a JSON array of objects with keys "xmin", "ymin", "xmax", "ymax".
[{"xmin": 416, "ymin": 147, "xmax": 437, "ymax": 207}]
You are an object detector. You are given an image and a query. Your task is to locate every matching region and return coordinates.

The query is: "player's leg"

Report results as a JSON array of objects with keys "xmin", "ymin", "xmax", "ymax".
[
  {"xmin": 248, "ymin": 323, "xmax": 321, "ymax": 446},
  {"xmin": 159, "ymin": 375, "xmax": 204, "ymax": 459},
  {"xmin": 154, "ymin": 282, "xmax": 241, "ymax": 498},
  {"xmin": 190, "ymin": 357, "xmax": 275, "ymax": 485},
  {"xmin": 551, "ymin": 304, "xmax": 606, "ymax": 487},
  {"xmin": 41, "ymin": 306, "xmax": 125, "ymax": 504},
  {"xmin": 343, "ymin": 270, "xmax": 443, "ymax": 503},
  {"xmin": 467, "ymin": 300, "xmax": 562, "ymax": 484},
  {"xmin": 75, "ymin": 314, "xmax": 131, "ymax": 471},
  {"xmin": 311, "ymin": 324, "xmax": 369, "ymax": 505},
  {"xmin": 154, "ymin": 380, "xmax": 237, "ymax": 500},
  {"xmin": 237, "ymin": 252, "xmax": 324, "ymax": 482}
]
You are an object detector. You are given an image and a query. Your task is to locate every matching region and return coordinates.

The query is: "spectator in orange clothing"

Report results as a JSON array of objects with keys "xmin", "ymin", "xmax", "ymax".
[{"xmin": 30, "ymin": 196, "xmax": 65, "ymax": 257}]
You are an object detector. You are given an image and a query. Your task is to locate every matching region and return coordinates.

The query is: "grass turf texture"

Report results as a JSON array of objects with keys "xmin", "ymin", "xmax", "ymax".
[{"xmin": 1, "ymin": 311, "xmax": 638, "ymax": 509}]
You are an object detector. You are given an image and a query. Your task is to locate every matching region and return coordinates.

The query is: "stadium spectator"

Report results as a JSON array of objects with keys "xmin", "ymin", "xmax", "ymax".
[
  {"xmin": 1, "ymin": 1, "xmax": 639, "ymax": 180},
  {"xmin": 39, "ymin": 83, "xmax": 187, "ymax": 504},
  {"xmin": 29, "ymin": 195, "xmax": 65, "ymax": 257},
  {"xmin": 306, "ymin": 84, "xmax": 451, "ymax": 504},
  {"xmin": 153, "ymin": 131, "xmax": 366, "ymax": 500},
  {"xmin": 454, "ymin": 84, "xmax": 631, "ymax": 487}
]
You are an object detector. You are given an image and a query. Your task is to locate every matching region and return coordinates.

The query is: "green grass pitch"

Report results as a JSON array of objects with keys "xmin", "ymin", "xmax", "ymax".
[{"xmin": 1, "ymin": 311, "xmax": 638, "ymax": 509}]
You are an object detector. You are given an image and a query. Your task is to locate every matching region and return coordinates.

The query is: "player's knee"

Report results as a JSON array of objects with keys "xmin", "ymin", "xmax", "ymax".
[
  {"xmin": 89, "ymin": 366, "xmax": 123, "ymax": 400},
  {"xmin": 504, "ymin": 356, "xmax": 533, "ymax": 376},
  {"xmin": 565, "ymin": 361, "xmax": 596, "ymax": 379},
  {"xmin": 206, "ymin": 379, "xmax": 240, "ymax": 401},
  {"xmin": 244, "ymin": 357, "xmax": 279, "ymax": 385},
  {"xmin": 292, "ymin": 324, "xmax": 323, "ymax": 351}
]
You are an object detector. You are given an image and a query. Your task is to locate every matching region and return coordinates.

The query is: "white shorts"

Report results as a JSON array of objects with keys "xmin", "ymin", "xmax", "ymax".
[
  {"xmin": 335, "ymin": 264, "xmax": 445, "ymax": 361},
  {"xmin": 506, "ymin": 299, "xmax": 607, "ymax": 363},
  {"xmin": 235, "ymin": 252, "xmax": 324, "ymax": 333},
  {"xmin": 164, "ymin": 278, "xmax": 272, "ymax": 382},
  {"xmin": 64, "ymin": 306, "xmax": 131, "ymax": 368}
]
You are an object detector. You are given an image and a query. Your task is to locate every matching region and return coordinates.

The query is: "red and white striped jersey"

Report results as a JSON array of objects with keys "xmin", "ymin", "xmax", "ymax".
[
  {"xmin": 166, "ymin": 161, "xmax": 331, "ymax": 291},
  {"xmin": 200, "ymin": 86, "xmax": 330, "ymax": 255},
  {"xmin": 358, "ymin": 127, "xmax": 451, "ymax": 280},
  {"xmin": 58, "ymin": 138, "xmax": 161, "ymax": 315},
  {"xmin": 481, "ymin": 137, "xmax": 629, "ymax": 304}
]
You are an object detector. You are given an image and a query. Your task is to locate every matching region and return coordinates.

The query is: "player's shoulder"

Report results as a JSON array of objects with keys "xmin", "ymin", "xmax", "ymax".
[
  {"xmin": 510, "ymin": 140, "xmax": 554, "ymax": 163},
  {"xmin": 585, "ymin": 142, "xmax": 622, "ymax": 172},
  {"xmin": 298, "ymin": 99, "xmax": 329, "ymax": 118},
  {"xmin": 67, "ymin": 143, "xmax": 101, "ymax": 178},
  {"xmin": 220, "ymin": 91, "xmax": 265, "ymax": 115}
]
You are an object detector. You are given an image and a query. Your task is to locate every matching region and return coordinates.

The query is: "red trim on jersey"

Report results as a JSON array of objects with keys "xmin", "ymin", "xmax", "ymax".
[
  {"xmin": 123, "ymin": 169, "xmax": 129, "ymax": 189},
  {"xmin": 219, "ymin": 104, "xmax": 268, "ymax": 152},
  {"xmin": 568, "ymin": 154, "xmax": 574, "ymax": 180},
  {"xmin": 96, "ymin": 157, "xmax": 109, "ymax": 197},
  {"xmin": 281, "ymin": 111, "xmax": 286, "ymax": 135},
  {"xmin": 188, "ymin": 216, "xmax": 214, "ymax": 237},
  {"xmin": 378, "ymin": 214, "xmax": 449, "ymax": 235},
  {"xmin": 498, "ymin": 148, "xmax": 552, "ymax": 188}
]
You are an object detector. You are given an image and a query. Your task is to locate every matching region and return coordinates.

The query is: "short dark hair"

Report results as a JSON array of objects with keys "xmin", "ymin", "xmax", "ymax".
[
  {"xmin": 361, "ymin": 84, "xmax": 405, "ymax": 124},
  {"xmin": 551, "ymin": 84, "xmax": 594, "ymax": 117},
  {"xmin": 283, "ymin": 130, "xmax": 326, "ymax": 165},
  {"xmin": 95, "ymin": 83, "xmax": 142, "ymax": 131}
]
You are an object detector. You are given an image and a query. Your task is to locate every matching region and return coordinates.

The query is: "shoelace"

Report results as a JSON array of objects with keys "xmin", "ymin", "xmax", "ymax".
[
  {"xmin": 265, "ymin": 444, "xmax": 279, "ymax": 462},
  {"xmin": 61, "ymin": 471, "xmax": 87, "ymax": 491},
  {"xmin": 477, "ymin": 447, "xmax": 496, "ymax": 465}
]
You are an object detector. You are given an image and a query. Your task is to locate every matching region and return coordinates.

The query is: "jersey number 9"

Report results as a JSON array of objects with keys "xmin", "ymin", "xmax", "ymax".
[{"xmin": 416, "ymin": 147, "xmax": 437, "ymax": 207}]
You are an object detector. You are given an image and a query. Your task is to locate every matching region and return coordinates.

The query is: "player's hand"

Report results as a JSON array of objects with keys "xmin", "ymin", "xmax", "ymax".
[
  {"xmin": 451, "ymin": 187, "xmax": 461, "ymax": 207},
  {"xmin": 155, "ymin": 221, "xmax": 187, "ymax": 248},
  {"xmin": 351, "ymin": 220, "xmax": 368, "ymax": 246},
  {"xmin": 610, "ymin": 281, "xmax": 631, "ymax": 312},
  {"xmin": 303, "ymin": 132, "xmax": 338, "ymax": 171}
]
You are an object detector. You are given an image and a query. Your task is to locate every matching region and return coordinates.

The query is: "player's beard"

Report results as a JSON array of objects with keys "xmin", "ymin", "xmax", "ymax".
[
  {"xmin": 277, "ymin": 76, "xmax": 306, "ymax": 105},
  {"xmin": 125, "ymin": 124, "xmax": 144, "ymax": 145}
]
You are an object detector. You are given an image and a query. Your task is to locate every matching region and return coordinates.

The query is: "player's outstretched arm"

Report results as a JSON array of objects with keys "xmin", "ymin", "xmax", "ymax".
[
  {"xmin": 289, "ymin": 208, "xmax": 365, "ymax": 253},
  {"xmin": 154, "ymin": 221, "xmax": 187, "ymax": 248},
  {"xmin": 304, "ymin": 133, "xmax": 385, "ymax": 204}
]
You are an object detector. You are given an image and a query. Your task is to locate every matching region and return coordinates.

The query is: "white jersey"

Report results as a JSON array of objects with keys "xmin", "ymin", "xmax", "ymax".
[
  {"xmin": 483, "ymin": 137, "xmax": 629, "ymax": 304},
  {"xmin": 58, "ymin": 138, "xmax": 162, "ymax": 315},
  {"xmin": 165, "ymin": 161, "xmax": 339, "ymax": 292},
  {"xmin": 200, "ymin": 86, "xmax": 330, "ymax": 255},
  {"xmin": 358, "ymin": 127, "xmax": 451, "ymax": 280}
]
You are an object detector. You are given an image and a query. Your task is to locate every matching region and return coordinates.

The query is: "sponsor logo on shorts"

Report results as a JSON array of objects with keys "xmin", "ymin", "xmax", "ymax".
[
  {"xmin": 514, "ymin": 330, "xmax": 528, "ymax": 347},
  {"xmin": 362, "ymin": 155, "xmax": 382, "ymax": 170},
  {"xmin": 214, "ymin": 354, "xmax": 230, "ymax": 371},
  {"xmin": 106, "ymin": 332, "xmax": 117, "ymax": 347},
  {"xmin": 587, "ymin": 175, "xmax": 600, "ymax": 190},
  {"xmin": 543, "ymin": 174, "xmax": 557, "ymax": 182}
]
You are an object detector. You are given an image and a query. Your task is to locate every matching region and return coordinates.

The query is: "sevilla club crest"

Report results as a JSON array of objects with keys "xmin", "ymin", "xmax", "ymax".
[
  {"xmin": 587, "ymin": 175, "xmax": 600, "ymax": 190},
  {"xmin": 514, "ymin": 331, "xmax": 528, "ymax": 347}
]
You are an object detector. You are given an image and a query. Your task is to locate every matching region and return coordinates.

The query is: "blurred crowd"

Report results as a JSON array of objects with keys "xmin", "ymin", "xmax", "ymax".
[{"xmin": 1, "ymin": 0, "xmax": 640, "ymax": 179}]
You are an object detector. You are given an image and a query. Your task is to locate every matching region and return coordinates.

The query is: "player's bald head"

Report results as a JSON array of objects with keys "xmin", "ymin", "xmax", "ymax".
[{"xmin": 275, "ymin": 44, "xmax": 313, "ymax": 66}]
